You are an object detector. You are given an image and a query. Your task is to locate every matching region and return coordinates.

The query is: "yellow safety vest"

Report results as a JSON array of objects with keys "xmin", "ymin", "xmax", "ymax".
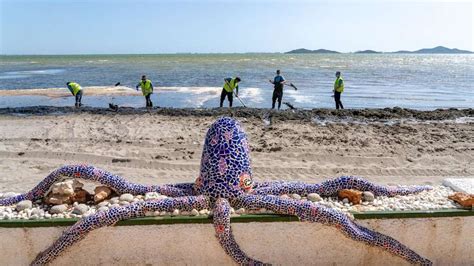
[
  {"xmin": 68, "ymin": 82, "xmax": 82, "ymax": 96},
  {"xmin": 334, "ymin": 77, "xmax": 344, "ymax": 93},
  {"xmin": 223, "ymin": 78, "xmax": 238, "ymax": 93},
  {"xmin": 139, "ymin": 79, "xmax": 153, "ymax": 96}
]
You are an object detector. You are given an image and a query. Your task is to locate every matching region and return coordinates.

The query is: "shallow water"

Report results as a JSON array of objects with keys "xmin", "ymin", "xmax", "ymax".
[{"xmin": 0, "ymin": 54, "xmax": 473, "ymax": 109}]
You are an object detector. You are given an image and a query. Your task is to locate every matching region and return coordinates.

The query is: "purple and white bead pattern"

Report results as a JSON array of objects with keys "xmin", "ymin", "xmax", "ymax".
[{"xmin": 0, "ymin": 117, "xmax": 432, "ymax": 265}]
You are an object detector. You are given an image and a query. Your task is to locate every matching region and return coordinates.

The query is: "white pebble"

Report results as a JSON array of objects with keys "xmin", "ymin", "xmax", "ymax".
[
  {"xmin": 72, "ymin": 204, "xmax": 89, "ymax": 215},
  {"xmin": 307, "ymin": 193, "xmax": 322, "ymax": 202},
  {"xmin": 110, "ymin": 197, "xmax": 119, "ymax": 204},
  {"xmin": 119, "ymin": 194, "xmax": 134, "ymax": 202},
  {"xmin": 15, "ymin": 200, "xmax": 33, "ymax": 211},
  {"xmin": 145, "ymin": 192, "xmax": 160, "ymax": 201},
  {"xmin": 97, "ymin": 201, "xmax": 109, "ymax": 207},
  {"xmin": 291, "ymin": 194, "xmax": 302, "ymax": 200},
  {"xmin": 191, "ymin": 209, "xmax": 199, "ymax": 216},
  {"xmin": 98, "ymin": 206, "xmax": 109, "ymax": 212},
  {"xmin": 50, "ymin": 204, "xmax": 68, "ymax": 214}
]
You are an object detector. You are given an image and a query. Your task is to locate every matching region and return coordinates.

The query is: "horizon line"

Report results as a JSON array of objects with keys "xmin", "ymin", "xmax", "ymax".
[{"xmin": 1, "ymin": 46, "xmax": 473, "ymax": 56}]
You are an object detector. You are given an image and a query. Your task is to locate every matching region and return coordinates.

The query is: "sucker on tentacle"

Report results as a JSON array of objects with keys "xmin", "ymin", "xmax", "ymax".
[{"xmin": 0, "ymin": 117, "xmax": 433, "ymax": 265}]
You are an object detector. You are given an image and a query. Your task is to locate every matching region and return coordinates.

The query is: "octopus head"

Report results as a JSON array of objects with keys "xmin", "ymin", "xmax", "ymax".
[{"xmin": 195, "ymin": 117, "xmax": 253, "ymax": 199}]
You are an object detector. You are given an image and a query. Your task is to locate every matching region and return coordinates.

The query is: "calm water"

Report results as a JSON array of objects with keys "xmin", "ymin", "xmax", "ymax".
[{"xmin": 0, "ymin": 54, "xmax": 473, "ymax": 109}]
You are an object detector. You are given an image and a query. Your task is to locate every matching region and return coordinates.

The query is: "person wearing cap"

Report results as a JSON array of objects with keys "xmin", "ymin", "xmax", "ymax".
[
  {"xmin": 220, "ymin": 77, "xmax": 241, "ymax": 108},
  {"xmin": 66, "ymin": 81, "xmax": 83, "ymax": 108},
  {"xmin": 333, "ymin": 71, "xmax": 344, "ymax": 109},
  {"xmin": 136, "ymin": 75, "xmax": 154, "ymax": 108},
  {"xmin": 269, "ymin": 69, "xmax": 287, "ymax": 110}
]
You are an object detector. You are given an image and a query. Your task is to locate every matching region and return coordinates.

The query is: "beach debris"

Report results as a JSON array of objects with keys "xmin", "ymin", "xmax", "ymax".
[
  {"xmin": 338, "ymin": 189, "xmax": 362, "ymax": 205},
  {"xmin": 94, "ymin": 186, "xmax": 113, "ymax": 203},
  {"xmin": 448, "ymin": 192, "xmax": 474, "ymax": 208}
]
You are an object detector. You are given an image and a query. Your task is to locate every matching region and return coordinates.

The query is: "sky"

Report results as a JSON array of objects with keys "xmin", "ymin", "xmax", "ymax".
[{"xmin": 0, "ymin": 0, "xmax": 472, "ymax": 54}]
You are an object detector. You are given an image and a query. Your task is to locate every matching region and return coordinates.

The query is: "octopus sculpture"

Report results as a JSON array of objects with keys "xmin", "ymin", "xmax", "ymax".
[{"xmin": 0, "ymin": 117, "xmax": 433, "ymax": 265}]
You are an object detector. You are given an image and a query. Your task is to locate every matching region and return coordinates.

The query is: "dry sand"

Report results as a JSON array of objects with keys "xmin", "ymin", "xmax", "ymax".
[{"xmin": 0, "ymin": 107, "xmax": 472, "ymax": 193}]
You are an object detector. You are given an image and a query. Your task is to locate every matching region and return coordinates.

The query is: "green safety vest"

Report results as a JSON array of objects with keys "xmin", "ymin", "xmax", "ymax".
[
  {"xmin": 334, "ymin": 77, "xmax": 344, "ymax": 93},
  {"xmin": 68, "ymin": 82, "xmax": 82, "ymax": 96},
  {"xmin": 223, "ymin": 78, "xmax": 238, "ymax": 93},
  {"xmin": 139, "ymin": 79, "xmax": 153, "ymax": 96}
]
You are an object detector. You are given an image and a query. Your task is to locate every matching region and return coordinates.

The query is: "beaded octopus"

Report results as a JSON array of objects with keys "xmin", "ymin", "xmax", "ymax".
[{"xmin": 0, "ymin": 117, "xmax": 433, "ymax": 265}]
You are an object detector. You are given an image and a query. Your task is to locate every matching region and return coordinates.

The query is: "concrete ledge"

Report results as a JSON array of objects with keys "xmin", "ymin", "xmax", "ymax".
[{"xmin": 0, "ymin": 215, "xmax": 472, "ymax": 265}]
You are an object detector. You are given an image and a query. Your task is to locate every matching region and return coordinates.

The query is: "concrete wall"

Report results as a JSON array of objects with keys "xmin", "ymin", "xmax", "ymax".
[{"xmin": 0, "ymin": 217, "xmax": 472, "ymax": 266}]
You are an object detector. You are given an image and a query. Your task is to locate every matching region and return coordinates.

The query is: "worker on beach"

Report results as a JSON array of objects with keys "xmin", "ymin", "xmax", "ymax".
[
  {"xmin": 66, "ymin": 81, "xmax": 83, "ymax": 108},
  {"xmin": 333, "ymin": 71, "xmax": 344, "ymax": 109},
  {"xmin": 269, "ymin": 69, "xmax": 286, "ymax": 110},
  {"xmin": 136, "ymin": 75, "xmax": 154, "ymax": 108},
  {"xmin": 220, "ymin": 77, "xmax": 241, "ymax": 108}
]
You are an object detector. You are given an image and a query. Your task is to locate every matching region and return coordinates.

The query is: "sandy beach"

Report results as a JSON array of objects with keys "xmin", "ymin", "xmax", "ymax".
[{"xmin": 0, "ymin": 107, "xmax": 472, "ymax": 193}]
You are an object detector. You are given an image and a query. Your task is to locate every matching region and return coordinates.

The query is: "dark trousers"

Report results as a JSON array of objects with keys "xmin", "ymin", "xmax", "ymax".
[
  {"xmin": 75, "ymin": 90, "xmax": 83, "ymax": 107},
  {"xmin": 334, "ymin": 91, "xmax": 344, "ymax": 109},
  {"xmin": 220, "ymin": 89, "xmax": 233, "ymax": 107},
  {"xmin": 272, "ymin": 89, "xmax": 283, "ymax": 109},
  {"xmin": 145, "ymin": 94, "xmax": 153, "ymax": 107}
]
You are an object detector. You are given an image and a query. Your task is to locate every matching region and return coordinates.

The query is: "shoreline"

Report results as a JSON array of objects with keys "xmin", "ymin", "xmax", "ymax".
[{"xmin": 0, "ymin": 106, "xmax": 473, "ymax": 121}]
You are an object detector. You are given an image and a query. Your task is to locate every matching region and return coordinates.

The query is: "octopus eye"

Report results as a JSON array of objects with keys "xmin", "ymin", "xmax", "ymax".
[
  {"xmin": 238, "ymin": 173, "xmax": 253, "ymax": 192},
  {"xmin": 244, "ymin": 179, "xmax": 252, "ymax": 187}
]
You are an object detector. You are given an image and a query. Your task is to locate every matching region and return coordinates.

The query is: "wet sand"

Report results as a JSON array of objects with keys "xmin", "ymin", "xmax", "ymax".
[{"xmin": 0, "ymin": 107, "xmax": 472, "ymax": 192}]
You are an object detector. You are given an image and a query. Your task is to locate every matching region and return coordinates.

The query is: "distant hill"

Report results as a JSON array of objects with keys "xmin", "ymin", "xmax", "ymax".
[
  {"xmin": 394, "ymin": 46, "xmax": 473, "ymax": 54},
  {"xmin": 286, "ymin": 46, "xmax": 472, "ymax": 54},
  {"xmin": 354, "ymin": 50, "xmax": 381, "ymax": 54},
  {"xmin": 286, "ymin": 48, "xmax": 340, "ymax": 54}
]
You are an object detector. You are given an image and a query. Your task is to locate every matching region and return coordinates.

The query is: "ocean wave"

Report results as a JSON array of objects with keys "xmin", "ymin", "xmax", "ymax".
[
  {"xmin": 161, "ymin": 87, "xmax": 263, "ymax": 107},
  {"xmin": 0, "ymin": 69, "xmax": 65, "ymax": 79},
  {"xmin": 4, "ymin": 69, "xmax": 65, "ymax": 75}
]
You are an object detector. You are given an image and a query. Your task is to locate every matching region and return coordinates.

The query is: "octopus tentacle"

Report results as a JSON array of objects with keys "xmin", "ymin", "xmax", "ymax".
[
  {"xmin": 252, "ymin": 176, "xmax": 432, "ymax": 197},
  {"xmin": 0, "ymin": 164, "xmax": 195, "ymax": 206},
  {"xmin": 213, "ymin": 198, "xmax": 264, "ymax": 265},
  {"xmin": 31, "ymin": 195, "xmax": 209, "ymax": 265},
  {"xmin": 233, "ymin": 194, "xmax": 432, "ymax": 266}
]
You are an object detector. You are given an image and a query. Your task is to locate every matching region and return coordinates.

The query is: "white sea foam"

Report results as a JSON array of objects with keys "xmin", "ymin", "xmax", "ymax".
[
  {"xmin": 0, "ymin": 69, "xmax": 65, "ymax": 79},
  {"xmin": 159, "ymin": 87, "xmax": 263, "ymax": 107},
  {"xmin": 285, "ymin": 90, "xmax": 315, "ymax": 104}
]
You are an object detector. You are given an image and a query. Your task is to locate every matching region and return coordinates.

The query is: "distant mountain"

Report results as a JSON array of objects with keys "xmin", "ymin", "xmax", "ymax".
[
  {"xmin": 394, "ymin": 46, "xmax": 473, "ymax": 54},
  {"xmin": 354, "ymin": 50, "xmax": 381, "ymax": 54},
  {"xmin": 286, "ymin": 48, "xmax": 340, "ymax": 54},
  {"xmin": 286, "ymin": 46, "xmax": 472, "ymax": 54}
]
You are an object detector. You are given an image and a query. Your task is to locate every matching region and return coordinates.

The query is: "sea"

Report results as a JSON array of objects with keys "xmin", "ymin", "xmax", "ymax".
[{"xmin": 0, "ymin": 54, "xmax": 473, "ymax": 110}]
